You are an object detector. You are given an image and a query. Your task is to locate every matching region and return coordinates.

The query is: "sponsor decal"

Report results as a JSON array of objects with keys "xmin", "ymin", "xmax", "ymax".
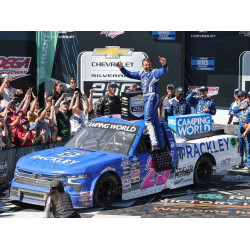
[
  {"xmin": 0, "ymin": 56, "xmax": 31, "ymax": 81},
  {"xmin": 129, "ymin": 95, "xmax": 144, "ymax": 118},
  {"xmin": 30, "ymin": 155, "xmax": 80, "ymax": 165},
  {"xmin": 152, "ymin": 31, "xmax": 176, "ymax": 41},
  {"xmin": 131, "ymin": 177, "xmax": 140, "ymax": 183},
  {"xmin": 168, "ymin": 115, "xmax": 212, "ymax": 136},
  {"xmin": 176, "ymin": 147, "xmax": 185, "ymax": 161},
  {"xmin": 174, "ymin": 178, "xmax": 183, "ymax": 185},
  {"xmin": 123, "ymin": 183, "xmax": 131, "ymax": 189},
  {"xmin": 79, "ymin": 196, "xmax": 92, "ymax": 201},
  {"xmin": 175, "ymin": 165, "xmax": 194, "ymax": 178},
  {"xmin": 100, "ymin": 31, "xmax": 124, "ymax": 38},
  {"xmin": 123, "ymin": 170, "xmax": 130, "ymax": 176},
  {"xmin": 221, "ymin": 158, "xmax": 231, "ymax": 166},
  {"xmin": 191, "ymin": 57, "xmax": 215, "ymax": 71},
  {"xmin": 57, "ymin": 149, "xmax": 89, "ymax": 158},
  {"xmin": 80, "ymin": 191, "xmax": 92, "ymax": 196},
  {"xmin": 168, "ymin": 119, "xmax": 176, "ymax": 126},
  {"xmin": 230, "ymin": 137, "xmax": 237, "ymax": 148},
  {"xmin": 82, "ymin": 202, "xmax": 90, "ymax": 207},
  {"xmin": 100, "ymin": 166, "xmax": 116, "ymax": 174},
  {"xmin": 86, "ymin": 121, "xmax": 138, "ymax": 133},
  {"xmin": 122, "ymin": 175, "xmax": 131, "ymax": 181},
  {"xmin": 184, "ymin": 138, "xmax": 230, "ymax": 159}
]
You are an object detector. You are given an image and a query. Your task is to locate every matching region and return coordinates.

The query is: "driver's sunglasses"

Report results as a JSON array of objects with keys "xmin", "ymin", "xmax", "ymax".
[
  {"xmin": 167, "ymin": 87, "xmax": 174, "ymax": 90},
  {"xmin": 70, "ymin": 81, "xmax": 76, "ymax": 84}
]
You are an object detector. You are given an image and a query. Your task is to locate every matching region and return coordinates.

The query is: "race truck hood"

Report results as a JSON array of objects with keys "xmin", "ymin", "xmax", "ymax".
[{"xmin": 16, "ymin": 147, "xmax": 125, "ymax": 176}]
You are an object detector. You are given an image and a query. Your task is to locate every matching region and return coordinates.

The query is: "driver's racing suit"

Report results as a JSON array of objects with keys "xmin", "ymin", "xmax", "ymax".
[{"xmin": 119, "ymin": 64, "xmax": 168, "ymax": 149}]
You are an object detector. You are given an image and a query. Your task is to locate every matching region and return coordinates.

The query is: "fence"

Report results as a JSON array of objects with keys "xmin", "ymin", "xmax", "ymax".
[{"xmin": 0, "ymin": 142, "xmax": 66, "ymax": 192}]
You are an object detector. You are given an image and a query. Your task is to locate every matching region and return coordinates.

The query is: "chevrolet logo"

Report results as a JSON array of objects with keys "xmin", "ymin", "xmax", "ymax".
[{"xmin": 93, "ymin": 46, "xmax": 133, "ymax": 58}]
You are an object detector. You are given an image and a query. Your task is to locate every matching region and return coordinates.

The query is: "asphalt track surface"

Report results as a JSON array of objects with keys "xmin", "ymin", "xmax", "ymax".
[{"xmin": 1, "ymin": 168, "xmax": 250, "ymax": 218}]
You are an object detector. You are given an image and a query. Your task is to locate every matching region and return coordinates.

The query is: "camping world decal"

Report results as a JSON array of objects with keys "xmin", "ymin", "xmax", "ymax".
[{"xmin": 0, "ymin": 56, "xmax": 31, "ymax": 80}]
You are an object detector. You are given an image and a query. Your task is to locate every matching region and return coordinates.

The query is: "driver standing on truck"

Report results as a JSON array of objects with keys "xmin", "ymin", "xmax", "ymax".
[
  {"xmin": 116, "ymin": 56, "xmax": 168, "ymax": 151},
  {"xmin": 186, "ymin": 86, "xmax": 216, "ymax": 115}
]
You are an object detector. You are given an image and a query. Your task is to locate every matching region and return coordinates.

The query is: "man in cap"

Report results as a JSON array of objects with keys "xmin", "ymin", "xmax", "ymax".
[
  {"xmin": 228, "ymin": 88, "xmax": 240, "ymax": 125},
  {"xmin": 232, "ymin": 90, "xmax": 250, "ymax": 169},
  {"xmin": 158, "ymin": 84, "xmax": 175, "ymax": 119},
  {"xmin": 0, "ymin": 74, "xmax": 23, "ymax": 108},
  {"xmin": 116, "ymin": 56, "xmax": 167, "ymax": 151},
  {"xmin": 53, "ymin": 91, "xmax": 79, "ymax": 141},
  {"xmin": 186, "ymin": 86, "xmax": 216, "ymax": 115},
  {"xmin": 94, "ymin": 82, "xmax": 121, "ymax": 117},
  {"xmin": 165, "ymin": 87, "xmax": 191, "ymax": 122}
]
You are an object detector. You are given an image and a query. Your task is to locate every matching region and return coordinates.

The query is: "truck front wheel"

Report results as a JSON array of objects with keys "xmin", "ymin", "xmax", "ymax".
[
  {"xmin": 93, "ymin": 173, "xmax": 120, "ymax": 208},
  {"xmin": 194, "ymin": 155, "xmax": 213, "ymax": 187}
]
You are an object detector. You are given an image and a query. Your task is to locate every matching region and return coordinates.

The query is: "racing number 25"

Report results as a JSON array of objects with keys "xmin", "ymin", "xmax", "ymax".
[{"xmin": 141, "ymin": 157, "xmax": 170, "ymax": 189}]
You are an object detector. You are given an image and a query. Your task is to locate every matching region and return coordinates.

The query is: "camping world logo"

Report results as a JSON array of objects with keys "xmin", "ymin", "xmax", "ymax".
[
  {"xmin": 57, "ymin": 149, "xmax": 89, "ymax": 158},
  {"xmin": 0, "ymin": 56, "xmax": 31, "ymax": 81}
]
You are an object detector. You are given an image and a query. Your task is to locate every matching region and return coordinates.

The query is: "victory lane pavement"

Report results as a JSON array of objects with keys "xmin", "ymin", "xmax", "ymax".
[{"xmin": 2, "ymin": 168, "xmax": 250, "ymax": 218}]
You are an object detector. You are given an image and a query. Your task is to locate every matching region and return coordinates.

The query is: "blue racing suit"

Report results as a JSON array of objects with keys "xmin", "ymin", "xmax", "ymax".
[
  {"xmin": 186, "ymin": 91, "xmax": 216, "ymax": 115},
  {"xmin": 233, "ymin": 101, "xmax": 250, "ymax": 167},
  {"xmin": 120, "ymin": 64, "xmax": 168, "ymax": 148},
  {"xmin": 165, "ymin": 97, "xmax": 191, "ymax": 121}
]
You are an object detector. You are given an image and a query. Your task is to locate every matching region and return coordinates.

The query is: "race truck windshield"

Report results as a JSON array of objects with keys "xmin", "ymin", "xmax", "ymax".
[{"xmin": 65, "ymin": 121, "xmax": 139, "ymax": 155}]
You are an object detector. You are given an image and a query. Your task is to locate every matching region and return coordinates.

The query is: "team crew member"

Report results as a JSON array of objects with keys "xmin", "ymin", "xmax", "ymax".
[
  {"xmin": 228, "ymin": 88, "xmax": 240, "ymax": 125},
  {"xmin": 94, "ymin": 82, "xmax": 121, "ymax": 117},
  {"xmin": 233, "ymin": 91, "xmax": 249, "ymax": 169},
  {"xmin": 186, "ymin": 86, "xmax": 216, "ymax": 115},
  {"xmin": 158, "ymin": 84, "xmax": 175, "ymax": 119},
  {"xmin": 44, "ymin": 179, "xmax": 80, "ymax": 218},
  {"xmin": 242, "ymin": 92, "xmax": 250, "ymax": 172},
  {"xmin": 165, "ymin": 87, "xmax": 191, "ymax": 121},
  {"xmin": 116, "ymin": 56, "xmax": 168, "ymax": 151}
]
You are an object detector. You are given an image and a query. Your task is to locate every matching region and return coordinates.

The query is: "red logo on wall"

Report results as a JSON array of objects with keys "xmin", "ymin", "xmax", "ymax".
[{"xmin": 0, "ymin": 56, "xmax": 31, "ymax": 81}]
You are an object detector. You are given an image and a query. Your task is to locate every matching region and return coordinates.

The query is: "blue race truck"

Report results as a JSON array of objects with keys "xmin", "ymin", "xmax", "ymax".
[{"xmin": 10, "ymin": 115, "xmax": 240, "ymax": 208}]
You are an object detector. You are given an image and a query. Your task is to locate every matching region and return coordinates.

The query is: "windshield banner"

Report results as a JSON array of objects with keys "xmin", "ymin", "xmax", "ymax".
[{"xmin": 86, "ymin": 121, "xmax": 138, "ymax": 133}]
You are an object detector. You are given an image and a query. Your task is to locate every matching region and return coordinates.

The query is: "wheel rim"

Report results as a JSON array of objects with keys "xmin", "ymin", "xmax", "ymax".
[
  {"xmin": 97, "ymin": 180, "xmax": 115, "ymax": 204},
  {"xmin": 197, "ymin": 163, "xmax": 210, "ymax": 181}
]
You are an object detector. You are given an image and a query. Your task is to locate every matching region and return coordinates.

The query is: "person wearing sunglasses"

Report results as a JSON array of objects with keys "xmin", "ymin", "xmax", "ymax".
[{"xmin": 158, "ymin": 84, "xmax": 175, "ymax": 119}]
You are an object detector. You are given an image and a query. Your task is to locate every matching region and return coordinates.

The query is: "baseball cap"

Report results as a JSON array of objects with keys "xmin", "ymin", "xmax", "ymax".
[
  {"xmin": 167, "ymin": 84, "xmax": 174, "ymax": 89},
  {"xmin": 199, "ymin": 86, "xmax": 208, "ymax": 91},
  {"xmin": 0, "ymin": 74, "xmax": 12, "ymax": 80},
  {"xmin": 237, "ymin": 91, "xmax": 246, "ymax": 98},
  {"xmin": 50, "ymin": 179, "xmax": 64, "ymax": 189},
  {"xmin": 60, "ymin": 100, "xmax": 68, "ymax": 106},
  {"xmin": 108, "ymin": 82, "xmax": 118, "ymax": 88},
  {"xmin": 247, "ymin": 91, "xmax": 250, "ymax": 97},
  {"xmin": 20, "ymin": 119, "xmax": 28, "ymax": 125},
  {"xmin": 234, "ymin": 88, "xmax": 240, "ymax": 93},
  {"xmin": 29, "ymin": 124, "xmax": 37, "ymax": 131},
  {"xmin": 175, "ymin": 87, "xmax": 184, "ymax": 93}
]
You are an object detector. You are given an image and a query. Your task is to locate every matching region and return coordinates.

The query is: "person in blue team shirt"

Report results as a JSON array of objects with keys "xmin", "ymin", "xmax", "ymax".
[
  {"xmin": 228, "ymin": 88, "xmax": 240, "ymax": 125},
  {"xmin": 165, "ymin": 87, "xmax": 191, "ymax": 122},
  {"xmin": 186, "ymin": 86, "xmax": 216, "ymax": 115},
  {"xmin": 116, "ymin": 56, "xmax": 168, "ymax": 151},
  {"xmin": 232, "ymin": 90, "xmax": 249, "ymax": 169},
  {"xmin": 242, "ymin": 92, "xmax": 250, "ymax": 172}
]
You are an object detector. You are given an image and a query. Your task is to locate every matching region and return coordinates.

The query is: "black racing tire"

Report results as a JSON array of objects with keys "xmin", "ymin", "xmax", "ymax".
[
  {"xmin": 93, "ymin": 173, "xmax": 120, "ymax": 208},
  {"xmin": 194, "ymin": 155, "xmax": 213, "ymax": 187}
]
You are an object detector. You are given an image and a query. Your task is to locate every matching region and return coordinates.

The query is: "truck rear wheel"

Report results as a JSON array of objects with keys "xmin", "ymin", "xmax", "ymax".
[
  {"xmin": 194, "ymin": 155, "xmax": 213, "ymax": 187},
  {"xmin": 93, "ymin": 173, "xmax": 120, "ymax": 208}
]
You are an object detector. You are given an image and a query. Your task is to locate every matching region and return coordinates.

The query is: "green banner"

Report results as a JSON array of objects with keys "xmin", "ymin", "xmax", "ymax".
[{"xmin": 36, "ymin": 31, "xmax": 59, "ymax": 91}]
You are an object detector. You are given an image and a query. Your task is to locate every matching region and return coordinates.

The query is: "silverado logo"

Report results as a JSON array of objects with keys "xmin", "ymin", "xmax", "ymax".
[{"xmin": 0, "ymin": 56, "xmax": 31, "ymax": 81}]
